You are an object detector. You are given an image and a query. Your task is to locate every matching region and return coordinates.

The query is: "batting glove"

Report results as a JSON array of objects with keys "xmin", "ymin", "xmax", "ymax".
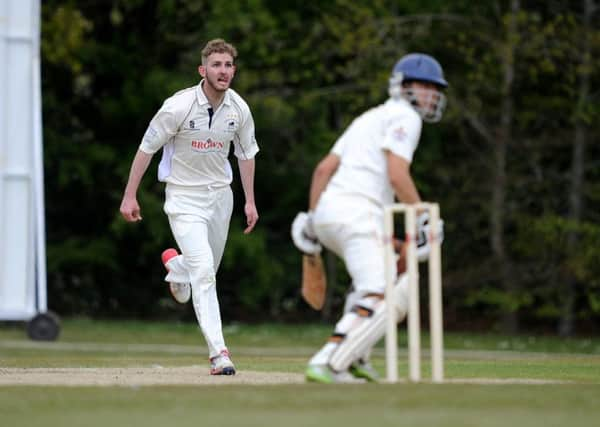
[
  {"xmin": 416, "ymin": 212, "xmax": 444, "ymax": 262},
  {"xmin": 291, "ymin": 211, "xmax": 322, "ymax": 255}
]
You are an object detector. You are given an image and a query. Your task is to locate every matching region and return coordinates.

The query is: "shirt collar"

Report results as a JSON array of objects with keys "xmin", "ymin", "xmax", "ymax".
[{"xmin": 196, "ymin": 79, "xmax": 231, "ymax": 108}]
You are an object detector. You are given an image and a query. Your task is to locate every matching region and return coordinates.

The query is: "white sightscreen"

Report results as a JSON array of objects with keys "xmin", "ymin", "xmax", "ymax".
[{"xmin": 0, "ymin": 0, "xmax": 46, "ymax": 320}]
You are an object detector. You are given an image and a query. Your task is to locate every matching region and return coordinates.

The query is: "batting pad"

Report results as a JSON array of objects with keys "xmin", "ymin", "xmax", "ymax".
[{"xmin": 329, "ymin": 283, "xmax": 408, "ymax": 371}]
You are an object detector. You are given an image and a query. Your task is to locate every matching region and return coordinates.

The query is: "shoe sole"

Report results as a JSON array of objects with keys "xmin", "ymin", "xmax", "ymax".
[
  {"xmin": 305, "ymin": 367, "xmax": 334, "ymax": 384},
  {"xmin": 306, "ymin": 366, "xmax": 368, "ymax": 384},
  {"xmin": 211, "ymin": 366, "xmax": 236, "ymax": 375},
  {"xmin": 169, "ymin": 283, "xmax": 191, "ymax": 304},
  {"xmin": 349, "ymin": 367, "xmax": 379, "ymax": 382}
]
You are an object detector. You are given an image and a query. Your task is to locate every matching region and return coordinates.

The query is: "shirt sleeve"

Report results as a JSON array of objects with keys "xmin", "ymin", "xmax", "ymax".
[
  {"xmin": 233, "ymin": 109, "xmax": 259, "ymax": 160},
  {"xmin": 380, "ymin": 111, "xmax": 422, "ymax": 162},
  {"xmin": 139, "ymin": 102, "xmax": 179, "ymax": 154},
  {"xmin": 330, "ymin": 123, "xmax": 352, "ymax": 156}
]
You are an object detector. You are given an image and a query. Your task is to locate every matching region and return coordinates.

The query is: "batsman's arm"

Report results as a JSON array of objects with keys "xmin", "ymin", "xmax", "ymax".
[
  {"xmin": 309, "ymin": 153, "xmax": 340, "ymax": 210},
  {"xmin": 238, "ymin": 158, "xmax": 258, "ymax": 234},
  {"xmin": 386, "ymin": 150, "xmax": 443, "ymax": 259},
  {"xmin": 120, "ymin": 149, "xmax": 154, "ymax": 222},
  {"xmin": 386, "ymin": 150, "xmax": 421, "ymax": 204}
]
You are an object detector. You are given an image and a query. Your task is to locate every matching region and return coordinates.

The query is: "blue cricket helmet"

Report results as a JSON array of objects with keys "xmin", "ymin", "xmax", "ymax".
[
  {"xmin": 388, "ymin": 53, "xmax": 448, "ymax": 123},
  {"xmin": 392, "ymin": 53, "xmax": 448, "ymax": 88}
]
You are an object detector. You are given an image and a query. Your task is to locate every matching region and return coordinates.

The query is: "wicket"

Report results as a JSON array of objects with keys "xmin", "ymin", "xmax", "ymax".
[{"xmin": 383, "ymin": 202, "xmax": 444, "ymax": 383}]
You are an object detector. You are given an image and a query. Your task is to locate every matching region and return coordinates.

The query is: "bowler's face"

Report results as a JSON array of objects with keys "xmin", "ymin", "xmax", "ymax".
[{"xmin": 199, "ymin": 53, "xmax": 236, "ymax": 92}]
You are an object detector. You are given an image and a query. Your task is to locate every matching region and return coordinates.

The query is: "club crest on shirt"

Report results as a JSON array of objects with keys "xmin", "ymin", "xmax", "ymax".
[
  {"xmin": 225, "ymin": 114, "xmax": 239, "ymax": 132},
  {"xmin": 191, "ymin": 138, "xmax": 225, "ymax": 153}
]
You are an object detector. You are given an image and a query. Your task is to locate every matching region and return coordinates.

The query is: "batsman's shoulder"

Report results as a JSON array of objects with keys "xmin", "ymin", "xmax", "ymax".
[
  {"xmin": 387, "ymin": 98, "xmax": 421, "ymax": 122},
  {"xmin": 383, "ymin": 101, "xmax": 422, "ymax": 136}
]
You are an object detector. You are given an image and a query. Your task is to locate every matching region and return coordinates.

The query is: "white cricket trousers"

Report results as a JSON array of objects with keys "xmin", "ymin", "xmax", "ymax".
[
  {"xmin": 313, "ymin": 193, "xmax": 391, "ymax": 296},
  {"xmin": 162, "ymin": 183, "xmax": 233, "ymax": 359}
]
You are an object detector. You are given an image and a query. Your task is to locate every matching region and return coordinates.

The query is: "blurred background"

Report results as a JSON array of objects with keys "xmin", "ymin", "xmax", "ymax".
[{"xmin": 25, "ymin": 0, "xmax": 600, "ymax": 335}]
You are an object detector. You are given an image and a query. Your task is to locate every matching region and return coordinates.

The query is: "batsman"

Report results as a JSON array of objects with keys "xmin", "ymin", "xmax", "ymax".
[{"xmin": 292, "ymin": 53, "xmax": 448, "ymax": 383}]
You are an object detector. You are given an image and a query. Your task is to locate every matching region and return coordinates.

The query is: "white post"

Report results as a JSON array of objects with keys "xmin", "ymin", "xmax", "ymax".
[
  {"xmin": 428, "ymin": 204, "xmax": 444, "ymax": 382},
  {"xmin": 405, "ymin": 207, "xmax": 421, "ymax": 382},
  {"xmin": 384, "ymin": 205, "xmax": 398, "ymax": 382},
  {"xmin": 31, "ymin": 0, "xmax": 46, "ymax": 313}
]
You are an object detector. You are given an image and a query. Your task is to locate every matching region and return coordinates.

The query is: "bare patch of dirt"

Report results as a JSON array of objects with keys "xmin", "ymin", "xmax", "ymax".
[
  {"xmin": 0, "ymin": 366, "xmax": 305, "ymax": 386},
  {"xmin": 0, "ymin": 367, "xmax": 571, "ymax": 386}
]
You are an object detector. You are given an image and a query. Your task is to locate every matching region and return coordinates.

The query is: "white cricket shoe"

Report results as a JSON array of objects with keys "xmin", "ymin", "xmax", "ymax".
[
  {"xmin": 161, "ymin": 248, "xmax": 191, "ymax": 304},
  {"xmin": 169, "ymin": 282, "xmax": 191, "ymax": 304},
  {"xmin": 210, "ymin": 349, "xmax": 236, "ymax": 375}
]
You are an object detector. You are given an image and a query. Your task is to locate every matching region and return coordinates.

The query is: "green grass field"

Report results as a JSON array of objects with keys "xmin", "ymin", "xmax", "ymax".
[{"xmin": 1, "ymin": 319, "xmax": 599, "ymax": 427}]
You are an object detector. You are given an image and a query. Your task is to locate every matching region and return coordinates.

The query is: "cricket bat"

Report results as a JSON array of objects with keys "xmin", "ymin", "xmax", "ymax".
[{"xmin": 301, "ymin": 253, "xmax": 327, "ymax": 310}]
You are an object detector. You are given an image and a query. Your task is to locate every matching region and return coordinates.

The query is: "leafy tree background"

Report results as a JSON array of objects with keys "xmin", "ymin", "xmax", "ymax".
[{"xmin": 39, "ymin": 0, "xmax": 600, "ymax": 335}]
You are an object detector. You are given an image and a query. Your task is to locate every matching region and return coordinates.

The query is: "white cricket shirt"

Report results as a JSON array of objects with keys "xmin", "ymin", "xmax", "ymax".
[
  {"xmin": 324, "ymin": 97, "xmax": 422, "ymax": 207},
  {"xmin": 139, "ymin": 80, "xmax": 259, "ymax": 187}
]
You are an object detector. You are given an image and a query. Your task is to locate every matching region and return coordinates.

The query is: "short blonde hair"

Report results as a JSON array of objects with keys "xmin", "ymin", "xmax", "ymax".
[{"xmin": 201, "ymin": 39, "xmax": 238, "ymax": 64}]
